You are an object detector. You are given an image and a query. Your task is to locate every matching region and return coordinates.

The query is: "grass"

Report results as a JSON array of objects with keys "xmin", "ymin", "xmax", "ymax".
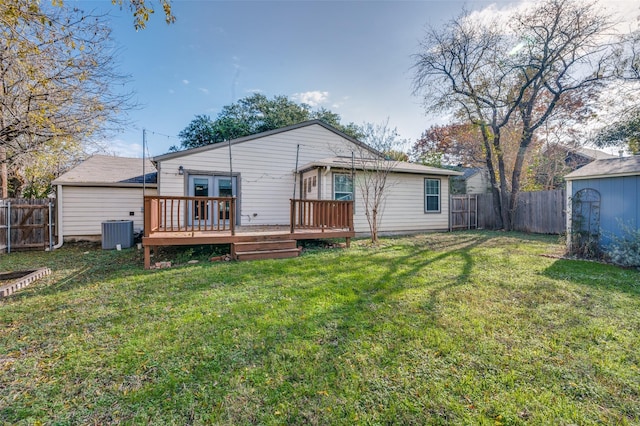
[{"xmin": 0, "ymin": 231, "xmax": 639, "ymax": 425}]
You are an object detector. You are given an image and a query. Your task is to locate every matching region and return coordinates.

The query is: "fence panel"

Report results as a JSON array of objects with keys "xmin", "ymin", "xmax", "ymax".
[
  {"xmin": 514, "ymin": 189, "xmax": 566, "ymax": 234},
  {"xmin": 476, "ymin": 192, "xmax": 501, "ymax": 230},
  {"xmin": 0, "ymin": 199, "xmax": 55, "ymax": 253},
  {"xmin": 473, "ymin": 189, "xmax": 565, "ymax": 234},
  {"xmin": 450, "ymin": 195, "xmax": 478, "ymax": 230}
]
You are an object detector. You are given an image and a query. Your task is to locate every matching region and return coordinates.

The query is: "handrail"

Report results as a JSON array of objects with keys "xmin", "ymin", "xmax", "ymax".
[
  {"xmin": 290, "ymin": 199, "xmax": 354, "ymax": 233},
  {"xmin": 144, "ymin": 195, "xmax": 236, "ymax": 235}
]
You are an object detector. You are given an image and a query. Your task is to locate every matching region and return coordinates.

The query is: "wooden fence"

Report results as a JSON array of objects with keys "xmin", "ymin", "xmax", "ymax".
[
  {"xmin": 470, "ymin": 189, "xmax": 565, "ymax": 234},
  {"xmin": 0, "ymin": 198, "xmax": 55, "ymax": 253},
  {"xmin": 450, "ymin": 195, "xmax": 478, "ymax": 230}
]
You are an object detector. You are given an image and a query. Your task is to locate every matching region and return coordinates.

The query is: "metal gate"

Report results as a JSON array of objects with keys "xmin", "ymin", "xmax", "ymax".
[
  {"xmin": 0, "ymin": 199, "xmax": 55, "ymax": 253},
  {"xmin": 450, "ymin": 194, "xmax": 478, "ymax": 230}
]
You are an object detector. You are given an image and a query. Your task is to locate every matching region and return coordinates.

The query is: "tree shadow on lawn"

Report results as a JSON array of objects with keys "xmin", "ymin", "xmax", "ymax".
[
  {"xmin": 86, "ymin": 233, "xmax": 497, "ymax": 423},
  {"xmin": 543, "ymin": 258, "xmax": 640, "ymax": 298}
]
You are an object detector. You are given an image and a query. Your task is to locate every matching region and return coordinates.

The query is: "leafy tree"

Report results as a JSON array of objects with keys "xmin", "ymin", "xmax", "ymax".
[
  {"xmin": 177, "ymin": 94, "xmax": 362, "ymax": 150},
  {"xmin": 413, "ymin": 0, "xmax": 628, "ymax": 230},
  {"xmin": 0, "ymin": 1, "xmax": 133, "ymax": 197},
  {"xmin": 593, "ymin": 110, "xmax": 640, "ymax": 154},
  {"xmin": 51, "ymin": 1, "xmax": 175, "ymax": 30},
  {"xmin": 412, "ymin": 123, "xmax": 485, "ymax": 167}
]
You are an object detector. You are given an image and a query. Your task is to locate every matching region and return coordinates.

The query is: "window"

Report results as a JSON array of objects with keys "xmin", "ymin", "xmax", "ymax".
[
  {"xmin": 333, "ymin": 173, "xmax": 353, "ymax": 201},
  {"xmin": 425, "ymin": 178, "xmax": 440, "ymax": 212}
]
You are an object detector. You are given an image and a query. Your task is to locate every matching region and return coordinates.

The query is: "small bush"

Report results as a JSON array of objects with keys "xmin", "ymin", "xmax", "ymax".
[{"xmin": 606, "ymin": 223, "xmax": 640, "ymax": 269}]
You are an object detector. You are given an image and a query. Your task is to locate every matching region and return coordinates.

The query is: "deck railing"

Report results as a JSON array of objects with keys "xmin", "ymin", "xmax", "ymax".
[
  {"xmin": 290, "ymin": 199, "xmax": 354, "ymax": 233},
  {"xmin": 144, "ymin": 195, "xmax": 235, "ymax": 236}
]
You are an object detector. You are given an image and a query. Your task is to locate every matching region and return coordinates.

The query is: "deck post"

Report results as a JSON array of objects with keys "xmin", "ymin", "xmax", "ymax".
[
  {"xmin": 290, "ymin": 199, "xmax": 295, "ymax": 234},
  {"xmin": 230, "ymin": 197, "xmax": 236, "ymax": 236},
  {"xmin": 144, "ymin": 245, "xmax": 151, "ymax": 270}
]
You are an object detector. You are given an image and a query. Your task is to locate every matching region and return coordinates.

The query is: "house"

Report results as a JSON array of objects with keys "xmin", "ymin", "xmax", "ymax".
[
  {"xmin": 450, "ymin": 167, "xmax": 491, "ymax": 194},
  {"xmin": 564, "ymin": 155, "xmax": 640, "ymax": 251},
  {"xmin": 142, "ymin": 120, "xmax": 461, "ymax": 267},
  {"xmin": 545, "ymin": 144, "xmax": 616, "ymax": 170},
  {"xmin": 151, "ymin": 120, "xmax": 460, "ymax": 232},
  {"xmin": 51, "ymin": 155, "xmax": 157, "ymax": 244}
]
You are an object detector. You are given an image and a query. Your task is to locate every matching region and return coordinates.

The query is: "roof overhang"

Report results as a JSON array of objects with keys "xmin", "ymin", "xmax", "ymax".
[
  {"xmin": 297, "ymin": 157, "xmax": 463, "ymax": 176},
  {"xmin": 52, "ymin": 182, "xmax": 158, "ymax": 188}
]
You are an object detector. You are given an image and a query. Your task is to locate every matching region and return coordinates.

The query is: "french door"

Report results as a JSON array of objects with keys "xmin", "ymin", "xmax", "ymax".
[{"xmin": 188, "ymin": 175, "xmax": 237, "ymax": 226}]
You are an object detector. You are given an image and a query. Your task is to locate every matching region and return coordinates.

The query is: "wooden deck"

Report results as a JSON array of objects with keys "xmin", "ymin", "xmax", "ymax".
[{"xmin": 142, "ymin": 196, "xmax": 354, "ymax": 268}]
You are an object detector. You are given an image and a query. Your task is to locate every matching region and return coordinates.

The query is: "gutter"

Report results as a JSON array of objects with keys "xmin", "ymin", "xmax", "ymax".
[{"xmin": 51, "ymin": 184, "xmax": 64, "ymax": 249}]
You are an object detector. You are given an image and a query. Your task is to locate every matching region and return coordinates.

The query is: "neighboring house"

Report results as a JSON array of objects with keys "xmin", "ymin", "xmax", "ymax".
[
  {"xmin": 565, "ymin": 155, "xmax": 640, "ymax": 250},
  {"xmin": 152, "ymin": 120, "xmax": 462, "ymax": 235},
  {"xmin": 450, "ymin": 167, "xmax": 491, "ymax": 194},
  {"xmin": 52, "ymin": 155, "xmax": 157, "ymax": 243},
  {"xmin": 545, "ymin": 144, "xmax": 616, "ymax": 170}
]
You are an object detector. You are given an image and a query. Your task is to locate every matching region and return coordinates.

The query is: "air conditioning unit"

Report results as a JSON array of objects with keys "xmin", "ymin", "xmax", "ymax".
[{"xmin": 101, "ymin": 220, "xmax": 134, "ymax": 250}]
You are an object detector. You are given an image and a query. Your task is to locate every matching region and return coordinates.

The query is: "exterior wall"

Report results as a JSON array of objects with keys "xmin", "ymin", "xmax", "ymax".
[
  {"xmin": 570, "ymin": 175, "xmax": 640, "ymax": 246},
  {"xmin": 158, "ymin": 124, "xmax": 363, "ymax": 226},
  {"xmin": 320, "ymin": 170, "xmax": 451, "ymax": 234},
  {"xmin": 61, "ymin": 186, "xmax": 157, "ymax": 239},
  {"xmin": 466, "ymin": 170, "xmax": 490, "ymax": 194},
  {"xmin": 301, "ymin": 169, "xmax": 320, "ymax": 200}
]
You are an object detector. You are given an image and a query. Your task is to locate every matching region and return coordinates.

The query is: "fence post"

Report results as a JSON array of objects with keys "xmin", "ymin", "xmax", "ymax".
[{"xmin": 6, "ymin": 202, "xmax": 10, "ymax": 253}]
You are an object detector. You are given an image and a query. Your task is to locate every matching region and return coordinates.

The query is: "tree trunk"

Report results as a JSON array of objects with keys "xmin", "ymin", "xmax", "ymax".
[
  {"xmin": 492, "ymin": 128, "xmax": 511, "ymax": 230},
  {"xmin": 0, "ymin": 146, "xmax": 6, "ymax": 199},
  {"xmin": 508, "ymin": 132, "xmax": 534, "ymax": 230},
  {"xmin": 480, "ymin": 124, "xmax": 504, "ymax": 229}
]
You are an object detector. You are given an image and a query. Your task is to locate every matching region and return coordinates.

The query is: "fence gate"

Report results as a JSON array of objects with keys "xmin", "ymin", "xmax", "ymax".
[
  {"xmin": 450, "ymin": 194, "xmax": 478, "ymax": 230},
  {"xmin": 0, "ymin": 199, "xmax": 55, "ymax": 253}
]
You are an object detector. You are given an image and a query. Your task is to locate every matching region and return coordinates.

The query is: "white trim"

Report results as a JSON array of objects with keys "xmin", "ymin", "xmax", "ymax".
[
  {"xmin": 565, "ymin": 172, "xmax": 640, "ymax": 181},
  {"xmin": 52, "ymin": 185, "xmax": 64, "ymax": 249}
]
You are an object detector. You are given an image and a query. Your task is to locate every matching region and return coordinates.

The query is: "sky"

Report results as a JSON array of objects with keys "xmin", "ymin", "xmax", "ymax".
[{"xmin": 75, "ymin": 0, "xmax": 639, "ymax": 158}]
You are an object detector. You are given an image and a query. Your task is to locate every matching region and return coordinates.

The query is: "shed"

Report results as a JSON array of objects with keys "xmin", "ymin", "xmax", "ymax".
[
  {"xmin": 52, "ymin": 155, "xmax": 157, "ymax": 243},
  {"xmin": 564, "ymin": 155, "xmax": 640, "ymax": 250},
  {"xmin": 450, "ymin": 167, "xmax": 491, "ymax": 194}
]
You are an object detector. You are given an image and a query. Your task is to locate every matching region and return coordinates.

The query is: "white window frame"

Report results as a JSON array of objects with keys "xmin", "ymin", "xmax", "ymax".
[
  {"xmin": 424, "ymin": 178, "xmax": 441, "ymax": 213},
  {"xmin": 333, "ymin": 173, "xmax": 354, "ymax": 201}
]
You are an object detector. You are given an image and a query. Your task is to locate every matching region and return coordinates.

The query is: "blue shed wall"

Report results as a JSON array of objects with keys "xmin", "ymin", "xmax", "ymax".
[{"xmin": 571, "ymin": 175, "xmax": 640, "ymax": 246}]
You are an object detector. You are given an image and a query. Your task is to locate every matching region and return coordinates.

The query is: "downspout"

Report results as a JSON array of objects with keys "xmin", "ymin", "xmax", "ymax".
[{"xmin": 51, "ymin": 184, "xmax": 64, "ymax": 249}]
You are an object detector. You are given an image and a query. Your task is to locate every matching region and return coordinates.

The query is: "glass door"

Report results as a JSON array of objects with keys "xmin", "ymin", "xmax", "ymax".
[
  {"xmin": 213, "ymin": 176, "xmax": 236, "ymax": 225},
  {"xmin": 188, "ymin": 175, "xmax": 237, "ymax": 226}
]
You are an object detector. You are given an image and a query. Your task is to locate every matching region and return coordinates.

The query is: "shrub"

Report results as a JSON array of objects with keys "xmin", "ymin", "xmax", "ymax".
[{"xmin": 606, "ymin": 222, "xmax": 640, "ymax": 269}]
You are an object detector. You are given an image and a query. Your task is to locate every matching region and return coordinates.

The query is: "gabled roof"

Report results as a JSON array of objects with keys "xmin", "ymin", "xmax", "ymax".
[
  {"xmin": 564, "ymin": 156, "xmax": 640, "ymax": 180},
  {"xmin": 456, "ymin": 167, "xmax": 485, "ymax": 180},
  {"xmin": 52, "ymin": 155, "xmax": 157, "ymax": 187},
  {"xmin": 573, "ymin": 146, "xmax": 617, "ymax": 161},
  {"xmin": 152, "ymin": 120, "xmax": 381, "ymax": 162},
  {"xmin": 297, "ymin": 157, "xmax": 463, "ymax": 176},
  {"xmin": 544, "ymin": 143, "xmax": 616, "ymax": 161}
]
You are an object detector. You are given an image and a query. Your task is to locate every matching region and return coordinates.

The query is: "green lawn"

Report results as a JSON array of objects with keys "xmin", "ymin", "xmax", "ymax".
[{"xmin": 0, "ymin": 232, "xmax": 639, "ymax": 425}]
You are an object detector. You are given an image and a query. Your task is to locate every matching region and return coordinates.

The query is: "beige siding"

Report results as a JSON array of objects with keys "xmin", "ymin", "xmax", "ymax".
[
  {"xmin": 301, "ymin": 169, "xmax": 320, "ymax": 200},
  {"xmin": 319, "ymin": 171, "xmax": 451, "ymax": 233},
  {"xmin": 467, "ymin": 170, "xmax": 490, "ymax": 194},
  {"xmin": 158, "ymin": 124, "xmax": 358, "ymax": 225},
  {"xmin": 61, "ymin": 186, "xmax": 156, "ymax": 238}
]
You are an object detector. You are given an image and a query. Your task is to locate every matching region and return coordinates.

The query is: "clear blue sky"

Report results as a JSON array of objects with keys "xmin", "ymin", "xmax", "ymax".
[{"xmin": 78, "ymin": 0, "xmax": 636, "ymax": 157}]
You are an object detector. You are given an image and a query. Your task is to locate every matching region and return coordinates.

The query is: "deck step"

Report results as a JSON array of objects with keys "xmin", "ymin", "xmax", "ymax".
[
  {"xmin": 234, "ymin": 247, "xmax": 301, "ymax": 261},
  {"xmin": 232, "ymin": 240, "xmax": 301, "ymax": 261},
  {"xmin": 233, "ymin": 239, "xmax": 297, "ymax": 252}
]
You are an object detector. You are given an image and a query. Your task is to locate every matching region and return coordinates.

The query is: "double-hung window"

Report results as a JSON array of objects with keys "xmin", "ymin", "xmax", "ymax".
[
  {"xmin": 424, "ymin": 178, "xmax": 440, "ymax": 213},
  {"xmin": 333, "ymin": 173, "xmax": 353, "ymax": 201}
]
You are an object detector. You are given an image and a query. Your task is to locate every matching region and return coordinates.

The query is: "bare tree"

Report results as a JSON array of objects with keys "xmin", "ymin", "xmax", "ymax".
[
  {"xmin": 355, "ymin": 120, "xmax": 405, "ymax": 244},
  {"xmin": 0, "ymin": 1, "xmax": 134, "ymax": 197},
  {"xmin": 413, "ymin": 0, "xmax": 627, "ymax": 230}
]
